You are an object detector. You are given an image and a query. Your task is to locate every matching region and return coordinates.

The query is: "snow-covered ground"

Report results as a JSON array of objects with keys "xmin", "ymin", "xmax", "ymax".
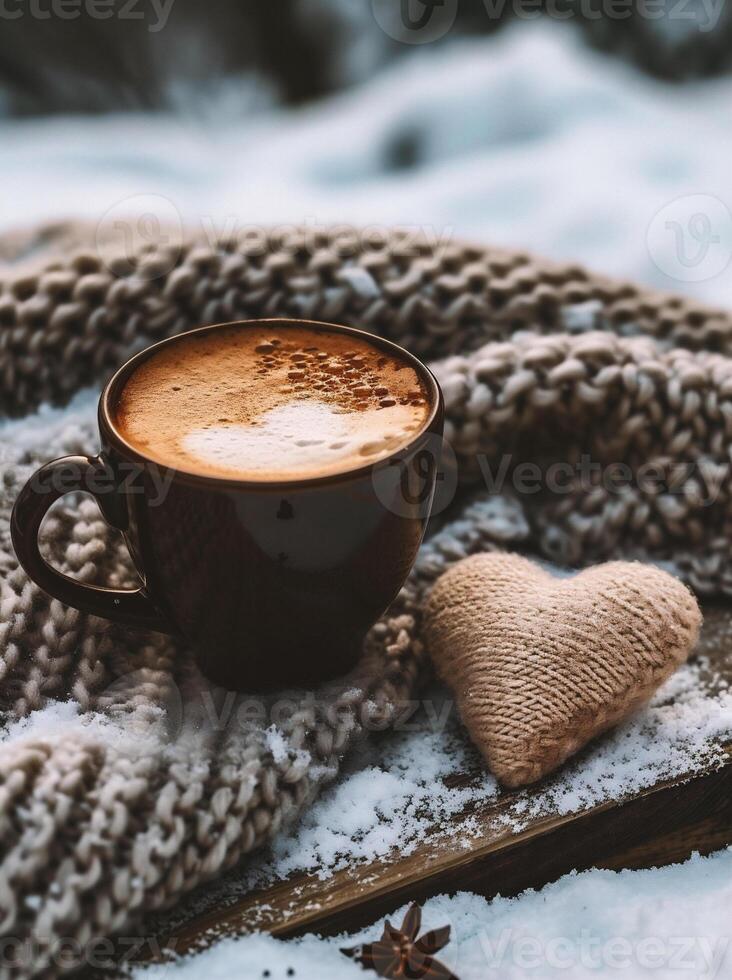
[
  {"xmin": 137, "ymin": 848, "xmax": 732, "ymax": 979},
  {"xmin": 2, "ymin": 23, "xmax": 732, "ymax": 305},
  {"xmin": 4, "ymin": 20, "xmax": 732, "ymax": 977}
]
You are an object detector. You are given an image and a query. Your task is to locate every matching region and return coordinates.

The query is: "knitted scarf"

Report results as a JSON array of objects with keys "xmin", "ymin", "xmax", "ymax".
[{"xmin": 1, "ymin": 223, "xmax": 731, "ymax": 978}]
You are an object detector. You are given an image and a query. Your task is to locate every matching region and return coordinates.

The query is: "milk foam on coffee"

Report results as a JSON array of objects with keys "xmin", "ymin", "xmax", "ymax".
[{"xmin": 114, "ymin": 324, "xmax": 431, "ymax": 480}]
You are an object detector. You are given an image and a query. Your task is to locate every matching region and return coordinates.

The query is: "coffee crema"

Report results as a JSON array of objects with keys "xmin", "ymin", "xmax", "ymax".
[{"xmin": 114, "ymin": 324, "xmax": 432, "ymax": 480}]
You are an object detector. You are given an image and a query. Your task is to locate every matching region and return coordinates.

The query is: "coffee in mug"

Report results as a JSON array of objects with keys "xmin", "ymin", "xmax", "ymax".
[
  {"xmin": 114, "ymin": 323, "xmax": 431, "ymax": 481},
  {"xmin": 11, "ymin": 319, "xmax": 444, "ymax": 691}
]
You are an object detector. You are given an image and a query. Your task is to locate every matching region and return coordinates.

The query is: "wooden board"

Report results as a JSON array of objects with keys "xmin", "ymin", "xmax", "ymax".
[{"xmin": 151, "ymin": 604, "xmax": 732, "ymax": 960}]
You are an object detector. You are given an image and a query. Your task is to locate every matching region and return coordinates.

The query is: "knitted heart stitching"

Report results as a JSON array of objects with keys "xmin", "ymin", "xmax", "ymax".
[{"xmin": 424, "ymin": 553, "xmax": 701, "ymax": 788}]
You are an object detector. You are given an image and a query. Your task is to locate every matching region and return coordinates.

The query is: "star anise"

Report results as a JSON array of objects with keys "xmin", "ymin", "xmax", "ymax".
[{"xmin": 341, "ymin": 902, "xmax": 459, "ymax": 979}]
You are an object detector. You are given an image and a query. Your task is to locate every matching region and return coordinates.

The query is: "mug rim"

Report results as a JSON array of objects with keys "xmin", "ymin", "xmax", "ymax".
[{"xmin": 100, "ymin": 317, "xmax": 444, "ymax": 491}]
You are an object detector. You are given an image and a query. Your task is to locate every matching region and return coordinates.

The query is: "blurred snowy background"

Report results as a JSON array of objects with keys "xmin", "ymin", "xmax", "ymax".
[
  {"xmin": 2, "ymin": 0, "xmax": 732, "ymax": 305},
  {"xmin": 3, "ymin": 3, "xmax": 732, "ymax": 975}
]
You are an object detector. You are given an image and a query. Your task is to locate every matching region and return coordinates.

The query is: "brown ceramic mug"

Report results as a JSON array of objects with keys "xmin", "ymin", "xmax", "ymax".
[{"xmin": 11, "ymin": 319, "xmax": 443, "ymax": 691}]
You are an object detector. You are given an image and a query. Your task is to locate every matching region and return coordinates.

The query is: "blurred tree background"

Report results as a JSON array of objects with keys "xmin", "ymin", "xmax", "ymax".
[{"xmin": 1, "ymin": 0, "xmax": 730, "ymax": 117}]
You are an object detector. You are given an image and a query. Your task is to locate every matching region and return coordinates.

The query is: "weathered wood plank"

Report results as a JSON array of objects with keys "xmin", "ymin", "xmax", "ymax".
[{"xmin": 154, "ymin": 603, "xmax": 732, "ymax": 959}]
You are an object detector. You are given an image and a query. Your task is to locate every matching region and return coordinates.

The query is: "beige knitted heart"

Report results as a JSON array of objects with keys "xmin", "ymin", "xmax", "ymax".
[{"xmin": 424, "ymin": 553, "xmax": 701, "ymax": 788}]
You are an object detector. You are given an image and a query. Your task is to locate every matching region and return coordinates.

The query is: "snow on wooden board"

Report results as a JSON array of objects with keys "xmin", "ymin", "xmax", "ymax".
[
  {"xmin": 136, "ymin": 848, "xmax": 732, "ymax": 980},
  {"xmin": 149, "ymin": 604, "xmax": 732, "ymax": 958}
]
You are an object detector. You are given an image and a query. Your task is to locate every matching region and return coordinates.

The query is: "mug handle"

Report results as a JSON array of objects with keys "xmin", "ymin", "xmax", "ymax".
[{"xmin": 11, "ymin": 454, "xmax": 170, "ymax": 631}]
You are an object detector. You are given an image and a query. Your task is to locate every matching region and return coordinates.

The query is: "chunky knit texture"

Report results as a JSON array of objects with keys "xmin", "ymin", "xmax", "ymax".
[
  {"xmin": 424, "ymin": 553, "xmax": 701, "ymax": 787},
  {"xmin": 1, "ymin": 222, "xmax": 732, "ymax": 976}
]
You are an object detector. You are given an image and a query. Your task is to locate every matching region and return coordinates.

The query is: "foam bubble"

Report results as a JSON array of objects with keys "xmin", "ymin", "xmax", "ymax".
[{"xmin": 182, "ymin": 401, "xmax": 395, "ymax": 476}]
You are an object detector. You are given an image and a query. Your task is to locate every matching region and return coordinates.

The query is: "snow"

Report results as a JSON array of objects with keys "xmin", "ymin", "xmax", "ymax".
[
  {"xmin": 0, "ymin": 697, "xmax": 164, "ymax": 753},
  {"xmin": 504, "ymin": 653, "xmax": 732, "ymax": 824},
  {"xmin": 266, "ymin": 719, "xmax": 485, "ymax": 879},
  {"xmin": 264, "ymin": 725, "xmax": 311, "ymax": 771},
  {"xmin": 3, "ymin": 400, "xmax": 730, "ymax": 962},
  {"xmin": 2, "ymin": 24, "xmax": 732, "ymax": 306},
  {"xmin": 151, "ymin": 648, "xmax": 729, "ymax": 935},
  {"xmin": 135, "ymin": 847, "xmax": 732, "ymax": 979},
  {"xmin": 4, "ymin": 19, "xmax": 732, "ymax": 975},
  {"xmin": 266, "ymin": 657, "xmax": 731, "ymax": 877}
]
